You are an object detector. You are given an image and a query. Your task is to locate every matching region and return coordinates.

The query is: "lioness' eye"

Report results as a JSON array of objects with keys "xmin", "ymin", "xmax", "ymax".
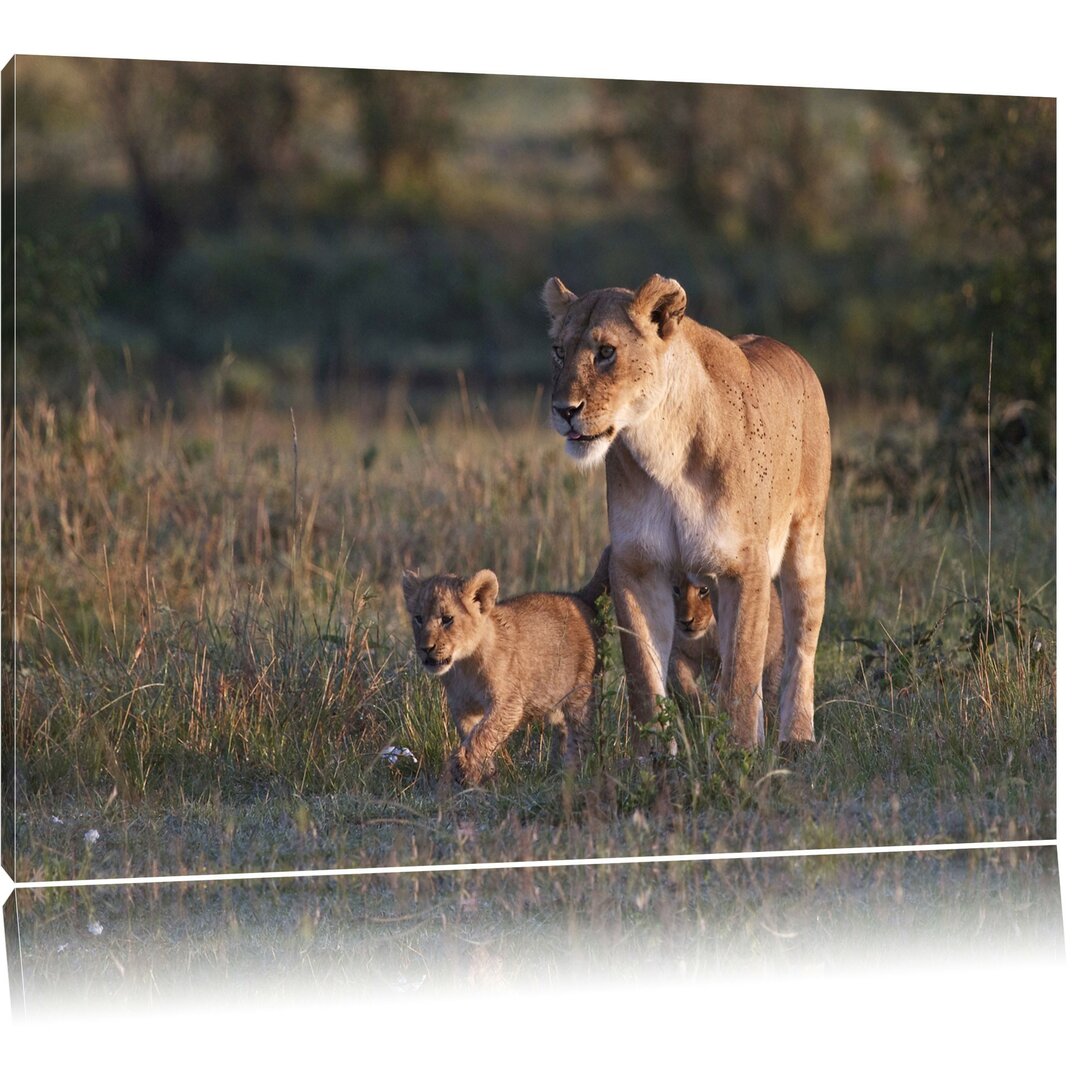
[
  {"xmin": 597, "ymin": 344, "xmax": 615, "ymax": 363},
  {"xmin": 553, "ymin": 345, "xmax": 565, "ymax": 361},
  {"xmin": 698, "ymin": 586, "xmax": 710, "ymax": 598},
  {"xmin": 441, "ymin": 614, "xmax": 454, "ymax": 627},
  {"xmin": 672, "ymin": 586, "xmax": 682, "ymax": 598},
  {"xmin": 413, "ymin": 614, "xmax": 422, "ymax": 626}
]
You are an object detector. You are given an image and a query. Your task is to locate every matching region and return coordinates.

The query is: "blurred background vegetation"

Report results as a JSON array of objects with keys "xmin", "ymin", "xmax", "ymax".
[{"xmin": 5, "ymin": 57, "xmax": 1055, "ymax": 447}]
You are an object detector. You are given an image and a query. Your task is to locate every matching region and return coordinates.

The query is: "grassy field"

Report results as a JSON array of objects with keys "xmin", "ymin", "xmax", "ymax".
[{"xmin": 4, "ymin": 380, "xmax": 1056, "ymax": 880}]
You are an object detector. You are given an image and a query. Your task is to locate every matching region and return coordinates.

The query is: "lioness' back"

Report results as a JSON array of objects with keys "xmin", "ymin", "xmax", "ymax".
[{"xmin": 731, "ymin": 333, "xmax": 831, "ymax": 504}]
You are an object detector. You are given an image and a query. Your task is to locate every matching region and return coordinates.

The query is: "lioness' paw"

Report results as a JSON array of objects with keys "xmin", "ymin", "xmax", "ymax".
[{"xmin": 776, "ymin": 738, "xmax": 815, "ymax": 764}]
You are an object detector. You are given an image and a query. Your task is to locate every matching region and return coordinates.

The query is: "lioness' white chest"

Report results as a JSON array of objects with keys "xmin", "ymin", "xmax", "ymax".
[{"xmin": 612, "ymin": 477, "xmax": 740, "ymax": 575}]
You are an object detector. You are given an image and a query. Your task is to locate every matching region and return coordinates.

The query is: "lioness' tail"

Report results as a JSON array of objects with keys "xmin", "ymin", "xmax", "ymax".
[{"xmin": 576, "ymin": 545, "xmax": 611, "ymax": 609}]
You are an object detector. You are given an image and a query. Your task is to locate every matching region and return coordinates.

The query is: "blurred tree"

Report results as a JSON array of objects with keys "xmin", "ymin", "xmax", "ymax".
[
  {"xmin": 97, "ymin": 59, "xmax": 189, "ymax": 281},
  {"xmin": 344, "ymin": 69, "xmax": 474, "ymax": 203},
  {"xmin": 9, "ymin": 57, "xmax": 1055, "ymax": 435},
  {"xmin": 177, "ymin": 62, "xmax": 300, "ymax": 228},
  {"xmin": 95, "ymin": 60, "xmax": 305, "ymax": 276},
  {"xmin": 593, "ymin": 81, "xmax": 837, "ymax": 246}
]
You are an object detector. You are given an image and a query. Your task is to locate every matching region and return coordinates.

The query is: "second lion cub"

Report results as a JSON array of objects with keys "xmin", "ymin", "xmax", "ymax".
[
  {"xmin": 668, "ymin": 577, "xmax": 785, "ymax": 724},
  {"xmin": 402, "ymin": 549, "xmax": 609, "ymax": 786}
]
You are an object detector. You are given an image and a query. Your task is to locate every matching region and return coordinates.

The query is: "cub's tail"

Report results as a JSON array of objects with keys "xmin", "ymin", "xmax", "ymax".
[{"xmin": 576, "ymin": 545, "xmax": 611, "ymax": 609}]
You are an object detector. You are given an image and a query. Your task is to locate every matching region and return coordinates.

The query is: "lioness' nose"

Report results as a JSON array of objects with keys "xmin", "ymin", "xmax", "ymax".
[
  {"xmin": 554, "ymin": 402, "xmax": 584, "ymax": 423},
  {"xmin": 679, "ymin": 618, "xmax": 695, "ymax": 632}
]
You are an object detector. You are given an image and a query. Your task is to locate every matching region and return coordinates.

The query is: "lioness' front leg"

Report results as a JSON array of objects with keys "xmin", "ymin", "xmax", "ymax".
[
  {"xmin": 715, "ymin": 561, "xmax": 773, "ymax": 748},
  {"xmin": 610, "ymin": 550, "xmax": 674, "ymax": 744},
  {"xmin": 451, "ymin": 700, "xmax": 523, "ymax": 786}
]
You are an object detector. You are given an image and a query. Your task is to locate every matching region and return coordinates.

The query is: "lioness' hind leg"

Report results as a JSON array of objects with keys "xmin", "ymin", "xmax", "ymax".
[
  {"xmin": 778, "ymin": 516, "xmax": 826, "ymax": 743},
  {"xmin": 762, "ymin": 583, "xmax": 785, "ymax": 722}
]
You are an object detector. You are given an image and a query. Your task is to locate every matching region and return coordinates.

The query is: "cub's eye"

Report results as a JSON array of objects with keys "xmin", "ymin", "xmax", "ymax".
[
  {"xmin": 553, "ymin": 345, "xmax": 565, "ymax": 361},
  {"xmin": 698, "ymin": 586, "xmax": 710, "ymax": 598},
  {"xmin": 413, "ymin": 614, "xmax": 422, "ymax": 626},
  {"xmin": 441, "ymin": 614, "xmax": 454, "ymax": 627},
  {"xmin": 672, "ymin": 586, "xmax": 682, "ymax": 598},
  {"xmin": 597, "ymin": 344, "xmax": 615, "ymax": 363}
]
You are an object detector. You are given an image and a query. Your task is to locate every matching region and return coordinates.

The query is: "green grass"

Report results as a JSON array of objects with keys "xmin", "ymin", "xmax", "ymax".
[{"xmin": 5, "ymin": 384, "xmax": 1056, "ymax": 880}]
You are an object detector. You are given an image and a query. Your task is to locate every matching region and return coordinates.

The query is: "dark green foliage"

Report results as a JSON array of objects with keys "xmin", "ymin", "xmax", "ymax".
[
  {"xmin": 915, "ymin": 95, "xmax": 1055, "ymax": 403},
  {"xmin": 7, "ymin": 220, "xmax": 119, "ymax": 395}
]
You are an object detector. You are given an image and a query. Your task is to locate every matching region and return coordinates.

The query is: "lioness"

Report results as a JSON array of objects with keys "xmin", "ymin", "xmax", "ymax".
[
  {"xmin": 402, "ymin": 549, "xmax": 609, "ymax": 786},
  {"xmin": 668, "ymin": 576, "xmax": 784, "ymax": 722},
  {"xmin": 544, "ymin": 273, "xmax": 830, "ymax": 747}
]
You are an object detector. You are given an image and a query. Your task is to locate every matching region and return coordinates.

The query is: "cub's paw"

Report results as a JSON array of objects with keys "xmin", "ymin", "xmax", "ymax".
[{"xmin": 448, "ymin": 747, "xmax": 493, "ymax": 788}]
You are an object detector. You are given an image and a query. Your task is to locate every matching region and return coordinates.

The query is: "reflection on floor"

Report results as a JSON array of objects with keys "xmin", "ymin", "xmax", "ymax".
[{"xmin": 5, "ymin": 846, "xmax": 1063, "ymax": 1016}]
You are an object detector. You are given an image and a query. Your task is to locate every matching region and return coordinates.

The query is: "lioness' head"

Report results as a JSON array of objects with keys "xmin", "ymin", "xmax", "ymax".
[
  {"xmin": 401, "ymin": 569, "xmax": 499, "ymax": 676},
  {"xmin": 673, "ymin": 578, "xmax": 714, "ymax": 641},
  {"xmin": 542, "ymin": 273, "xmax": 687, "ymax": 467}
]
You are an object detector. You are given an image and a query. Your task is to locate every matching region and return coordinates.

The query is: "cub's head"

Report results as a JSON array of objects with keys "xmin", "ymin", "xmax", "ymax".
[
  {"xmin": 673, "ymin": 578, "xmax": 715, "ymax": 641},
  {"xmin": 401, "ymin": 568, "xmax": 499, "ymax": 676},
  {"xmin": 542, "ymin": 273, "xmax": 688, "ymax": 468}
]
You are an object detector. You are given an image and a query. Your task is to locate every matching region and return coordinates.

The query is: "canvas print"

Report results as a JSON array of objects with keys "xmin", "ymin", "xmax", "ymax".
[{"xmin": 1, "ymin": 58, "xmax": 1056, "ymax": 889}]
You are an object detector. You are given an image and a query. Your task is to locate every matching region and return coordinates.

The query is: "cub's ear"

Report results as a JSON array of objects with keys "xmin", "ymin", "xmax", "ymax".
[
  {"xmin": 401, "ymin": 569, "xmax": 422, "ymax": 605},
  {"xmin": 542, "ymin": 277, "xmax": 578, "ymax": 325},
  {"xmin": 464, "ymin": 569, "xmax": 499, "ymax": 615},
  {"xmin": 629, "ymin": 274, "xmax": 687, "ymax": 341}
]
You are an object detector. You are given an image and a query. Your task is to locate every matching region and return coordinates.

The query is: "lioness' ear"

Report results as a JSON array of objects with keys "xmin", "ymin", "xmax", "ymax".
[
  {"xmin": 401, "ymin": 569, "xmax": 421, "ymax": 605},
  {"xmin": 464, "ymin": 569, "xmax": 499, "ymax": 615},
  {"xmin": 542, "ymin": 277, "xmax": 578, "ymax": 326},
  {"xmin": 629, "ymin": 274, "xmax": 687, "ymax": 341}
]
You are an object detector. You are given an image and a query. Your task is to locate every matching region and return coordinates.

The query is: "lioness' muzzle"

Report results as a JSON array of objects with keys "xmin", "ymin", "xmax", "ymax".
[
  {"xmin": 552, "ymin": 405, "xmax": 614, "ymax": 444},
  {"xmin": 554, "ymin": 402, "xmax": 583, "ymax": 425}
]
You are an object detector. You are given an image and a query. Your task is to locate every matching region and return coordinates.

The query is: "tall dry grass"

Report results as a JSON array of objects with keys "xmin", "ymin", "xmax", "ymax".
[{"xmin": 5, "ymin": 383, "xmax": 1055, "ymax": 880}]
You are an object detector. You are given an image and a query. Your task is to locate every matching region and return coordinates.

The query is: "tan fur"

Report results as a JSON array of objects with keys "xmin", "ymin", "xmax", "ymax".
[
  {"xmin": 668, "ymin": 577, "xmax": 784, "ymax": 722},
  {"xmin": 544, "ymin": 273, "xmax": 830, "ymax": 747},
  {"xmin": 402, "ymin": 549, "xmax": 609, "ymax": 786}
]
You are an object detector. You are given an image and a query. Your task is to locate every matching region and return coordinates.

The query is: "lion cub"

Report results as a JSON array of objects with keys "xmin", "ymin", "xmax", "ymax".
[
  {"xmin": 668, "ymin": 577, "xmax": 785, "ymax": 722},
  {"xmin": 402, "ymin": 549, "xmax": 609, "ymax": 786}
]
